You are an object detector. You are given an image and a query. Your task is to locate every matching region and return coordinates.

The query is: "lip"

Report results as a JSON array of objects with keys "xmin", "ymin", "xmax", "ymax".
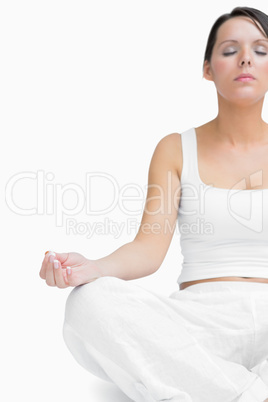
[{"xmin": 235, "ymin": 73, "xmax": 255, "ymax": 80}]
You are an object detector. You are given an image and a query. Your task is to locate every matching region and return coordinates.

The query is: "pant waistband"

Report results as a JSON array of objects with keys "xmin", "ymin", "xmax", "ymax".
[{"xmin": 181, "ymin": 280, "xmax": 268, "ymax": 293}]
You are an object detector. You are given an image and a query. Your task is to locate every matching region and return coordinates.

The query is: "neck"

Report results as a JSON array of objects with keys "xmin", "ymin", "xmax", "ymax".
[{"xmin": 212, "ymin": 95, "xmax": 268, "ymax": 148}]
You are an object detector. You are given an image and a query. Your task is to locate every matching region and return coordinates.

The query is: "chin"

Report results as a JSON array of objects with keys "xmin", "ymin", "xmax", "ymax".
[{"xmin": 218, "ymin": 91, "xmax": 264, "ymax": 106}]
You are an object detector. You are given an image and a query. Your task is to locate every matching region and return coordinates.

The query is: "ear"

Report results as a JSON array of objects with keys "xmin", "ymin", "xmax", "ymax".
[{"xmin": 203, "ymin": 60, "xmax": 214, "ymax": 82}]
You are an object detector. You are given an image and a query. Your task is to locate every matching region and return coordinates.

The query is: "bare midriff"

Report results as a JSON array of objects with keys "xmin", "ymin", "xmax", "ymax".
[{"xmin": 179, "ymin": 276, "xmax": 268, "ymax": 290}]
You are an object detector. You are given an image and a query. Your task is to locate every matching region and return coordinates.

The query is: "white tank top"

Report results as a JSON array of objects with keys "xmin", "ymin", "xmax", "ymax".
[{"xmin": 177, "ymin": 127, "xmax": 268, "ymax": 285}]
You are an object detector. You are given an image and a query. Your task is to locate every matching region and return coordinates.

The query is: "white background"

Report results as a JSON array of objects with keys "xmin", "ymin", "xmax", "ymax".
[{"xmin": 1, "ymin": 1, "xmax": 268, "ymax": 401}]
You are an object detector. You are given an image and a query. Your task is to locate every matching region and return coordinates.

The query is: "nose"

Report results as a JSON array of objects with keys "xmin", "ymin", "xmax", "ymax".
[
  {"xmin": 239, "ymin": 49, "xmax": 252, "ymax": 67},
  {"xmin": 240, "ymin": 58, "xmax": 252, "ymax": 66}
]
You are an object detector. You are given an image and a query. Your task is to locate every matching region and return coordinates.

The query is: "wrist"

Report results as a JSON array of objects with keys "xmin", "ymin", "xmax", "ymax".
[{"xmin": 90, "ymin": 259, "xmax": 106, "ymax": 278}]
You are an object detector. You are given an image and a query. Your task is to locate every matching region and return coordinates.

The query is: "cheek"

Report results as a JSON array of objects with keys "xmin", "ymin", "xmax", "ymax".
[
  {"xmin": 210, "ymin": 56, "xmax": 230, "ymax": 81},
  {"xmin": 213, "ymin": 60, "xmax": 229, "ymax": 76},
  {"xmin": 263, "ymin": 61, "xmax": 268, "ymax": 75},
  {"xmin": 256, "ymin": 60, "xmax": 268, "ymax": 85}
]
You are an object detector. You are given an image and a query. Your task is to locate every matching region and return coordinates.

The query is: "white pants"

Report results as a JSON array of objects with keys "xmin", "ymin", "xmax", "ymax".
[{"xmin": 63, "ymin": 276, "xmax": 268, "ymax": 402}]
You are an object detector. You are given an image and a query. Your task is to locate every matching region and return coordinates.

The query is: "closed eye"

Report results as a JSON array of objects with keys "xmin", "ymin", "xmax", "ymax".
[{"xmin": 223, "ymin": 51, "xmax": 267, "ymax": 56}]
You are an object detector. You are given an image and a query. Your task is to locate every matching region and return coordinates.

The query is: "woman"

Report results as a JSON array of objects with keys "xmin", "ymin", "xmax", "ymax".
[{"xmin": 40, "ymin": 6, "xmax": 268, "ymax": 402}]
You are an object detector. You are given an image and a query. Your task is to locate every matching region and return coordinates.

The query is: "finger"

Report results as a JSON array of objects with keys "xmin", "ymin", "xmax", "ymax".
[
  {"xmin": 39, "ymin": 258, "xmax": 46, "ymax": 279},
  {"xmin": 60, "ymin": 266, "xmax": 72, "ymax": 287},
  {"xmin": 53, "ymin": 260, "xmax": 68, "ymax": 288},
  {"xmin": 45, "ymin": 251, "xmax": 57, "ymax": 286},
  {"xmin": 40, "ymin": 250, "xmax": 55, "ymax": 279}
]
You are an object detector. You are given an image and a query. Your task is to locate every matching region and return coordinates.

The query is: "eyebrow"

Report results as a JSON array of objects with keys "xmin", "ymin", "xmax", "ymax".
[{"xmin": 218, "ymin": 39, "xmax": 268, "ymax": 48}]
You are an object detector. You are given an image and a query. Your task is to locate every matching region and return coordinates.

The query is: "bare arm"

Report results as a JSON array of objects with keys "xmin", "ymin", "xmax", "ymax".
[
  {"xmin": 93, "ymin": 133, "xmax": 182, "ymax": 280},
  {"xmin": 92, "ymin": 240, "xmax": 163, "ymax": 281},
  {"xmin": 40, "ymin": 133, "xmax": 182, "ymax": 287}
]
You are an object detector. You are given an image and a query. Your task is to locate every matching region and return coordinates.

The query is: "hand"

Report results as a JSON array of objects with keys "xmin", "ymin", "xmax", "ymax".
[{"xmin": 39, "ymin": 251, "xmax": 102, "ymax": 288}]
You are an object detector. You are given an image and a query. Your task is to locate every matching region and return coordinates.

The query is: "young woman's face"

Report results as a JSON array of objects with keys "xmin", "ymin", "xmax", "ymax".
[{"xmin": 203, "ymin": 16, "xmax": 268, "ymax": 104}]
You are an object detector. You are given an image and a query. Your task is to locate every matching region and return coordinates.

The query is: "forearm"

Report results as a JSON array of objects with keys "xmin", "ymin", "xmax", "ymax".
[{"xmin": 93, "ymin": 240, "xmax": 160, "ymax": 280}]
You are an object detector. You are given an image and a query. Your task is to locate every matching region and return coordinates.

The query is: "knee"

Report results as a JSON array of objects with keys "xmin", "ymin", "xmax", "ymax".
[{"xmin": 64, "ymin": 276, "xmax": 125, "ymax": 327}]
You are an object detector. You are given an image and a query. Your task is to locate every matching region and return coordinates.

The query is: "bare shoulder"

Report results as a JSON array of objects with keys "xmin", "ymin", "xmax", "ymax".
[{"xmin": 152, "ymin": 132, "xmax": 182, "ymax": 177}]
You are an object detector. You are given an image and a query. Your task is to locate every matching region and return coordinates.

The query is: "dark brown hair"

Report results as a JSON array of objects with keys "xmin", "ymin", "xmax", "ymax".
[{"xmin": 203, "ymin": 7, "xmax": 268, "ymax": 70}]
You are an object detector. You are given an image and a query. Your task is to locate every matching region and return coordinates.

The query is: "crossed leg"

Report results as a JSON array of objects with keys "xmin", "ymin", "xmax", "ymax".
[{"xmin": 63, "ymin": 277, "xmax": 268, "ymax": 402}]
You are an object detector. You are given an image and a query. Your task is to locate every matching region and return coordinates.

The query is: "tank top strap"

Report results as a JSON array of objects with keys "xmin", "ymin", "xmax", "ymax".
[{"xmin": 180, "ymin": 127, "xmax": 200, "ymax": 187}]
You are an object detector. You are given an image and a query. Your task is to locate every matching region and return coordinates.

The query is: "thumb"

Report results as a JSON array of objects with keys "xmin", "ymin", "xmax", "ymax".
[{"xmin": 45, "ymin": 250, "xmax": 69, "ymax": 265}]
